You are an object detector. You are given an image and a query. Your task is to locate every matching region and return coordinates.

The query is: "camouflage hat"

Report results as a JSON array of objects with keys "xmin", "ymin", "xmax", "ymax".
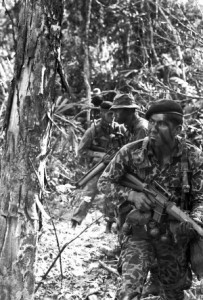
[
  {"xmin": 100, "ymin": 101, "xmax": 112, "ymax": 110},
  {"xmin": 145, "ymin": 100, "xmax": 183, "ymax": 120},
  {"xmin": 110, "ymin": 94, "xmax": 139, "ymax": 109}
]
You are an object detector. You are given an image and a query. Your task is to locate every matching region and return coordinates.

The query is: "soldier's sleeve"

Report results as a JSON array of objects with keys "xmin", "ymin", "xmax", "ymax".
[
  {"xmin": 135, "ymin": 119, "xmax": 148, "ymax": 140},
  {"xmin": 78, "ymin": 124, "xmax": 95, "ymax": 156},
  {"xmin": 136, "ymin": 127, "xmax": 147, "ymax": 140},
  {"xmin": 188, "ymin": 147, "xmax": 203, "ymax": 224},
  {"xmin": 97, "ymin": 145, "xmax": 132, "ymax": 206}
]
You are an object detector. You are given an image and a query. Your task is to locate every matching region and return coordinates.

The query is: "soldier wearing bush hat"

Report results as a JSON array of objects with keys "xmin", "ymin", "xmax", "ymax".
[
  {"xmin": 110, "ymin": 93, "xmax": 148, "ymax": 143},
  {"xmin": 98, "ymin": 99, "xmax": 203, "ymax": 300},
  {"xmin": 111, "ymin": 93, "xmax": 139, "ymax": 109},
  {"xmin": 70, "ymin": 100, "xmax": 124, "ymax": 231}
]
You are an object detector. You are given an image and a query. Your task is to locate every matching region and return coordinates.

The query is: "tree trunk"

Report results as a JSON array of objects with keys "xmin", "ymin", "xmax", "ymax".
[
  {"xmin": 83, "ymin": 0, "xmax": 92, "ymax": 128},
  {"xmin": 0, "ymin": 1, "xmax": 63, "ymax": 299}
]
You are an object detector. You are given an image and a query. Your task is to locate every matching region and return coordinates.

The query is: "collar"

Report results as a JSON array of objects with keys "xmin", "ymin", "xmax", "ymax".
[{"xmin": 126, "ymin": 113, "xmax": 140, "ymax": 133}]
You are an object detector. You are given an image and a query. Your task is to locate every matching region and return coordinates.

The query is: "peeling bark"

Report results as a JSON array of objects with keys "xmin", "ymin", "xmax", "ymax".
[{"xmin": 0, "ymin": 1, "xmax": 63, "ymax": 299}]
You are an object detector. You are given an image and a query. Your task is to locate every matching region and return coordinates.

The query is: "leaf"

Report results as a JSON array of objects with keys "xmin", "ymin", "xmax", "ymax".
[{"xmin": 170, "ymin": 76, "xmax": 188, "ymax": 88}]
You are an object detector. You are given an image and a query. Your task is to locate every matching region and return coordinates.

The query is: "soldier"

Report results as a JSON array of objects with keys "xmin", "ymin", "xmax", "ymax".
[
  {"xmin": 110, "ymin": 93, "xmax": 148, "ymax": 143},
  {"xmin": 71, "ymin": 100, "xmax": 124, "ymax": 230},
  {"xmin": 102, "ymin": 93, "xmax": 148, "ymax": 234},
  {"xmin": 98, "ymin": 100, "xmax": 203, "ymax": 300},
  {"xmin": 105, "ymin": 93, "xmax": 160, "ymax": 297}
]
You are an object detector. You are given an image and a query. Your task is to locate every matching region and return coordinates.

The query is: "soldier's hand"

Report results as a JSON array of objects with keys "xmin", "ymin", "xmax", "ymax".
[
  {"xmin": 175, "ymin": 221, "xmax": 197, "ymax": 240},
  {"xmin": 128, "ymin": 191, "xmax": 153, "ymax": 212}
]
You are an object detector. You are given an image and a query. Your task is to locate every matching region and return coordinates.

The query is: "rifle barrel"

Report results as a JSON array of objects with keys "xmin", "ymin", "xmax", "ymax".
[{"xmin": 166, "ymin": 202, "xmax": 203, "ymax": 237}]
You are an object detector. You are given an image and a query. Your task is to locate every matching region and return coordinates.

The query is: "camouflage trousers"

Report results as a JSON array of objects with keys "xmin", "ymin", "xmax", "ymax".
[
  {"xmin": 116, "ymin": 234, "xmax": 192, "ymax": 300},
  {"xmin": 71, "ymin": 173, "xmax": 100, "ymax": 224},
  {"xmin": 72, "ymin": 173, "xmax": 115, "ymax": 224}
]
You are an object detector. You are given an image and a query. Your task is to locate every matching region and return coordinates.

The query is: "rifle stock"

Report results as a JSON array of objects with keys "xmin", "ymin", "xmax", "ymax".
[
  {"xmin": 121, "ymin": 173, "xmax": 203, "ymax": 238},
  {"xmin": 76, "ymin": 161, "xmax": 106, "ymax": 188},
  {"xmin": 76, "ymin": 151, "xmax": 115, "ymax": 188}
]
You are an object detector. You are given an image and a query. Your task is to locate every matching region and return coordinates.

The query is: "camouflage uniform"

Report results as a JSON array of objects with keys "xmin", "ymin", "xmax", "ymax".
[
  {"xmin": 110, "ymin": 93, "xmax": 148, "ymax": 145},
  {"xmin": 72, "ymin": 96, "xmax": 148, "ymax": 226},
  {"xmin": 121, "ymin": 113, "xmax": 148, "ymax": 144},
  {"xmin": 78, "ymin": 118, "xmax": 122, "ymax": 164},
  {"xmin": 72, "ymin": 115, "xmax": 124, "ymax": 225},
  {"xmin": 98, "ymin": 137, "xmax": 203, "ymax": 300}
]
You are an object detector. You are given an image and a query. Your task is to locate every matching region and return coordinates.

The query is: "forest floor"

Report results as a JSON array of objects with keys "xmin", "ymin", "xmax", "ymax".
[
  {"xmin": 34, "ymin": 192, "xmax": 119, "ymax": 300},
  {"xmin": 34, "ymin": 190, "xmax": 203, "ymax": 300}
]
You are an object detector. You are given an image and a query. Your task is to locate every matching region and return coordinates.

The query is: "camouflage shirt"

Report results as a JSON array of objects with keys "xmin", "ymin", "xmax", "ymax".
[
  {"xmin": 97, "ymin": 137, "xmax": 203, "ymax": 223},
  {"xmin": 78, "ymin": 119, "xmax": 125, "ymax": 157},
  {"xmin": 122, "ymin": 114, "xmax": 148, "ymax": 144}
]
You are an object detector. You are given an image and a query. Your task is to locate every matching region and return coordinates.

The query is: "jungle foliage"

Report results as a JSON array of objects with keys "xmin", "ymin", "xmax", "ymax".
[
  {"xmin": 1, "ymin": 1, "xmax": 203, "ymax": 299},
  {"xmin": 1, "ymin": 0, "xmax": 203, "ymax": 149}
]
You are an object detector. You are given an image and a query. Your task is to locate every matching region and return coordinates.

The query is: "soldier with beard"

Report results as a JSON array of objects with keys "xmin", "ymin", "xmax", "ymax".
[{"xmin": 110, "ymin": 93, "xmax": 148, "ymax": 144}]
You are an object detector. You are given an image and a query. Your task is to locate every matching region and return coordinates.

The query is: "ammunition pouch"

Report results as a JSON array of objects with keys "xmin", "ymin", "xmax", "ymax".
[
  {"xmin": 127, "ymin": 210, "xmax": 152, "ymax": 240},
  {"xmin": 116, "ymin": 201, "xmax": 152, "ymax": 240},
  {"xmin": 131, "ymin": 225, "xmax": 149, "ymax": 240},
  {"xmin": 115, "ymin": 201, "xmax": 133, "ymax": 233}
]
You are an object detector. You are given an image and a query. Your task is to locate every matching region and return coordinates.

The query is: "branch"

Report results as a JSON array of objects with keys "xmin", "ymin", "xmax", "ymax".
[
  {"xmin": 47, "ymin": 112, "xmax": 69, "ymax": 136},
  {"xmin": 161, "ymin": 4, "xmax": 203, "ymax": 45},
  {"xmin": 148, "ymin": 14, "xmax": 159, "ymax": 63},
  {"xmin": 98, "ymin": 260, "xmax": 119, "ymax": 276},
  {"xmin": 35, "ymin": 215, "xmax": 103, "ymax": 293},
  {"xmin": 34, "ymin": 194, "xmax": 50, "ymax": 220},
  {"xmin": 2, "ymin": 0, "xmax": 17, "ymax": 49},
  {"xmin": 184, "ymin": 290, "xmax": 196, "ymax": 299},
  {"xmin": 150, "ymin": 0, "xmax": 186, "ymax": 80},
  {"xmin": 56, "ymin": 56, "xmax": 72, "ymax": 96},
  {"xmin": 29, "ymin": 158, "xmax": 64, "ymax": 285},
  {"xmin": 151, "ymin": 76, "xmax": 203, "ymax": 100}
]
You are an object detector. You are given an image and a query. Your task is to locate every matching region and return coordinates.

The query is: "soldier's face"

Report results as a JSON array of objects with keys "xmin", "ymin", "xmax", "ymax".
[
  {"xmin": 148, "ymin": 114, "xmax": 179, "ymax": 148},
  {"xmin": 113, "ymin": 108, "xmax": 129, "ymax": 124},
  {"xmin": 100, "ymin": 110, "xmax": 114, "ymax": 123}
]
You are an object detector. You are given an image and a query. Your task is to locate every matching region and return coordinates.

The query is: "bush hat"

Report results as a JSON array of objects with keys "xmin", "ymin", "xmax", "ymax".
[
  {"xmin": 145, "ymin": 100, "xmax": 183, "ymax": 120},
  {"xmin": 100, "ymin": 101, "xmax": 112, "ymax": 110},
  {"xmin": 110, "ymin": 94, "xmax": 139, "ymax": 109}
]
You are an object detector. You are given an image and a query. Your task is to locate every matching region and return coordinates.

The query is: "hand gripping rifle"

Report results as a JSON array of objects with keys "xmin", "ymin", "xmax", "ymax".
[{"xmin": 121, "ymin": 173, "xmax": 203, "ymax": 237}]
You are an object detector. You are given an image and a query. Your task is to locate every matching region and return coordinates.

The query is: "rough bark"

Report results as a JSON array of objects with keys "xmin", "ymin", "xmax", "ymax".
[{"xmin": 0, "ymin": 1, "xmax": 63, "ymax": 299}]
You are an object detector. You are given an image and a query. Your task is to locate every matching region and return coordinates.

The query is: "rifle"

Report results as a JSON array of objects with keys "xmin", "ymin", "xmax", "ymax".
[
  {"xmin": 121, "ymin": 173, "xmax": 203, "ymax": 237},
  {"xmin": 76, "ymin": 148, "xmax": 116, "ymax": 188},
  {"xmin": 76, "ymin": 130, "xmax": 126, "ymax": 188}
]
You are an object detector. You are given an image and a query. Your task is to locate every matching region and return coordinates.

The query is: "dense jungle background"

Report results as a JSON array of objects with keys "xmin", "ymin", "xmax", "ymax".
[{"xmin": 1, "ymin": 0, "xmax": 203, "ymax": 299}]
